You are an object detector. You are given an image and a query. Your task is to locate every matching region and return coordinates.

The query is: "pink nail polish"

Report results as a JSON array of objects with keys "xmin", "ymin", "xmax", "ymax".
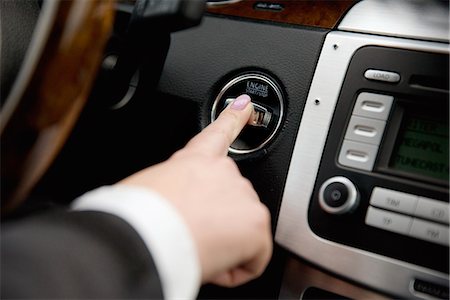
[{"xmin": 230, "ymin": 94, "xmax": 251, "ymax": 111}]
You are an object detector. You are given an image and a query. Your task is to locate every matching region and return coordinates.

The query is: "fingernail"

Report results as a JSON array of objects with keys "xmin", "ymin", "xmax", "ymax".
[{"xmin": 230, "ymin": 94, "xmax": 251, "ymax": 111}]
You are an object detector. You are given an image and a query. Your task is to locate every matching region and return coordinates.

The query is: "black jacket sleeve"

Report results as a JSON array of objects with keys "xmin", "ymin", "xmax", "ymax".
[{"xmin": 1, "ymin": 210, "xmax": 164, "ymax": 299}]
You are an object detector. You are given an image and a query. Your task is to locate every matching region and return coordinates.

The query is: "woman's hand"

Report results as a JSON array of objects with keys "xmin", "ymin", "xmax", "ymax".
[{"xmin": 119, "ymin": 94, "xmax": 272, "ymax": 287}]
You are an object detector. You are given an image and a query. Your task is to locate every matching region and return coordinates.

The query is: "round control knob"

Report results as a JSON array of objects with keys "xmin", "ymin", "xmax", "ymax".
[{"xmin": 319, "ymin": 176, "xmax": 359, "ymax": 214}]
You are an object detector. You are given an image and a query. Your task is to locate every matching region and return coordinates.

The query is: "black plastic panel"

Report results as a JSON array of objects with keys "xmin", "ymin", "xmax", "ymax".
[
  {"xmin": 158, "ymin": 16, "xmax": 328, "ymax": 228},
  {"xmin": 308, "ymin": 46, "xmax": 449, "ymax": 273}
]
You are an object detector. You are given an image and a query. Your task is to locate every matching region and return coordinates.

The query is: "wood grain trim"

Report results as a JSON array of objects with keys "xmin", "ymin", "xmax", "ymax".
[
  {"xmin": 1, "ymin": 0, "xmax": 115, "ymax": 213},
  {"xmin": 207, "ymin": 0, "xmax": 355, "ymax": 29}
]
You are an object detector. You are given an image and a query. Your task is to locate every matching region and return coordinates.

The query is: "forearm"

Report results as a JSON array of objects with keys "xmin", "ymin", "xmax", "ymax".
[{"xmin": 1, "ymin": 209, "xmax": 164, "ymax": 299}]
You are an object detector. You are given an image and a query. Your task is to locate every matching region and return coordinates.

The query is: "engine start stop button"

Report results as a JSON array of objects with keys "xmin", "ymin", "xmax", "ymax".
[{"xmin": 211, "ymin": 73, "xmax": 284, "ymax": 154}]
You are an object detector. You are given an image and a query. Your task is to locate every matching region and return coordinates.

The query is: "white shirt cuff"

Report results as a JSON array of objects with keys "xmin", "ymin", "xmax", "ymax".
[{"xmin": 72, "ymin": 185, "xmax": 201, "ymax": 300}]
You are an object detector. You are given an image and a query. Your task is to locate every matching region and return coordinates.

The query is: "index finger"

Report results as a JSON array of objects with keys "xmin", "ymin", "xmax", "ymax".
[{"xmin": 186, "ymin": 94, "xmax": 253, "ymax": 156}]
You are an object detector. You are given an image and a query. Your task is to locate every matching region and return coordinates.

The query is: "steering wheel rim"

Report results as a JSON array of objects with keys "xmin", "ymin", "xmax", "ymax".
[{"xmin": 1, "ymin": 0, "xmax": 115, "ymax": 213}]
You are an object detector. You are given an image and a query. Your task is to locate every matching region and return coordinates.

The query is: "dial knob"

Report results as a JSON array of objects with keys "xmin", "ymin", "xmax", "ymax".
[{"xmin": 319, "ymin": 176, "xmax": 359, "ymax": 214}]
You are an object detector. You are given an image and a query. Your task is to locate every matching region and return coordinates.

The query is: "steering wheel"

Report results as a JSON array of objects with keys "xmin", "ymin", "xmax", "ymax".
[{"xmin": 1, "ymin": 0, "xmax": 115, "ymax": 213}]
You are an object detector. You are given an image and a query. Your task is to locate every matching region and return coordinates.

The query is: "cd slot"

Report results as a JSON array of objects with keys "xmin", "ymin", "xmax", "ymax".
[{"xmin": 409, "ymin": 74, "xmax": 449, "ymax": 93}]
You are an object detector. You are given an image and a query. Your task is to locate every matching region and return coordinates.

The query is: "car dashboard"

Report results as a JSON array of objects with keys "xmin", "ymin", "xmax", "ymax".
[{"xmin": 29, "ymin": 0, "xmax": 449, "ymax": 299}]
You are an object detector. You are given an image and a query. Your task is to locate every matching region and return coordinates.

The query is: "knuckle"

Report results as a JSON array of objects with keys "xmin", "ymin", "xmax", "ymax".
[
  {"xmin": 208, "ymin": 126, "xmax": 229, "ymax": 140},
  {"xmin": 171, "ymin": 149, "xmax": 199, "ymax": 162},
  {"xmin": 254, "ymin": 204, "xmax": 271, "ymax": 228},
  {"xmin": 240, "ymin": 177, "xmax": 255, "ymax": 193},
  {"xmin": 222, "ymin": 109, "xmax": 240, "ymax": 125},
  {"xmin": 223, "ymin": 156, "xmax": 238, "ymax": 170},
  {"xmin": 170, "ymin": 149, "xmax": 187, "ymax": 162},
  {"xmin": 242, "ymin": 177, "xmax": 253, "ymax": 188},
  {"xmin": 208, "ymin": 127, "xmax": 231, "ymax": 149},
  {"xmin": 254, "ymin": 262, "xmax": 267, "ymax": 277}
]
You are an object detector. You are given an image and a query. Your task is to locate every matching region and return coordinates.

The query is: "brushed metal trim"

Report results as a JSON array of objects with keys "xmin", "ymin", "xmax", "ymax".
[
  {"xmin": 279, "ymin": 257, "xmax": 391, "ymax": 299},
  {"xmin": 338, "ymin": 0, "xmax": 449, "ymax": 42},
  {"xmin": 211, "ymin": 73, "xmax": 284, "ymax": 155},
  {"xmin": 275, "ymin": 31, "xmax": 449, "ymax": 299}
]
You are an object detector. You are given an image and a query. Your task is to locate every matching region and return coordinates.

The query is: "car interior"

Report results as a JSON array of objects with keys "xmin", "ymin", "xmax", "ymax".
[{"xmin": 1, "ymin": 0, "xmax": 449, "ymax": 299}]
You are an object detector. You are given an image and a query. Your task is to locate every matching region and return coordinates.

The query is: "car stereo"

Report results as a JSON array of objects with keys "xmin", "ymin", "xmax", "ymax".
[{"xmin": 308, "ymin": 46, "xmax": 449, "ymax": 274}]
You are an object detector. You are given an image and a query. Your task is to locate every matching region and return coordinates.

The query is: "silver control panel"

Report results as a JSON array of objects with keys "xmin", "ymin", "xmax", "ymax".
[
  {"xmin": 275, "ymin": 31, "xmax": 449, "ymax": 299},
  {"xmin": 367, "ymin": 187, "xmax": 449, "ymax": 246}
]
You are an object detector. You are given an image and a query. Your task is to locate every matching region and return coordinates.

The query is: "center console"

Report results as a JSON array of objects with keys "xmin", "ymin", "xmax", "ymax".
[
  {"xmin": 310, "ymin": 45, "xmax": 448, "ymax": 274},
  {"xmin": 275, "ymin": 29, "xmax": 449, "ymax": 300}
]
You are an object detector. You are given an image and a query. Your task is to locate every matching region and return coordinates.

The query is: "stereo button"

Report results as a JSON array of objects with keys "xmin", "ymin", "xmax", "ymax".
[
  {"xmin": 338, "ymin": 140, "xmax": 378, "ymax": 171},
  {"xmin": 364, "ymin": 69, "xmax": 400, "ymax": 83},
  {"xmin": 409, "ymin": 218, "xmax": 449, "ymax": 246},
  {"xmin": 415, "ymin": 197, "xmax": 449, "ymax": 224},
  {"xmin": 353, "ymin": 92, "xmax": 393, "ymax": 121},
  {"xmin": 323, "ymin": 182, "xmax": 349, "ymax": 208},
  {"xmin": 319, "ymin": 177, "xmax": 359, "ymax": 214},
  {"xmin": 370, "ymin": 187, "xmax": 418, "ymax": 215},
  {"xmin": 365, "ymin": 206, "xmax": 412, "ymax": 235},
  {"xmin": 345, "ymin": 116, "xmax": 386, "ymax": 145}
]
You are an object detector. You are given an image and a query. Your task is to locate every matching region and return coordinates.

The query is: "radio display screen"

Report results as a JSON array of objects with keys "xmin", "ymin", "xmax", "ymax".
[{"xmin": 390, "ymin": 114, "xmax": 449, "ymax": 182}]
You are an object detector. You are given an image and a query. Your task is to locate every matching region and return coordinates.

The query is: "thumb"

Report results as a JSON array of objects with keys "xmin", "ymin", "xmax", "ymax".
[{"xmin": 186, "ymin": 94, "xmax": 253, "ymax": 156}]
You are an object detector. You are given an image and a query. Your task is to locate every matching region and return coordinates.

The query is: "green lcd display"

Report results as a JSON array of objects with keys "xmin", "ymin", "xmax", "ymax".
[{"xmin": 390, "ymin": 114, "xmax": 449, "ymax": 182}]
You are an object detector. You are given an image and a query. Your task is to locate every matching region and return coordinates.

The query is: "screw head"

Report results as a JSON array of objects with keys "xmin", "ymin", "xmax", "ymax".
[
  {"xmin": 333, "ymin": 44, "xmax": 338, "ymax": 50},
  {"xmin": 314, "ymin": 99, "xmax": 320, "ymax": 105}
]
